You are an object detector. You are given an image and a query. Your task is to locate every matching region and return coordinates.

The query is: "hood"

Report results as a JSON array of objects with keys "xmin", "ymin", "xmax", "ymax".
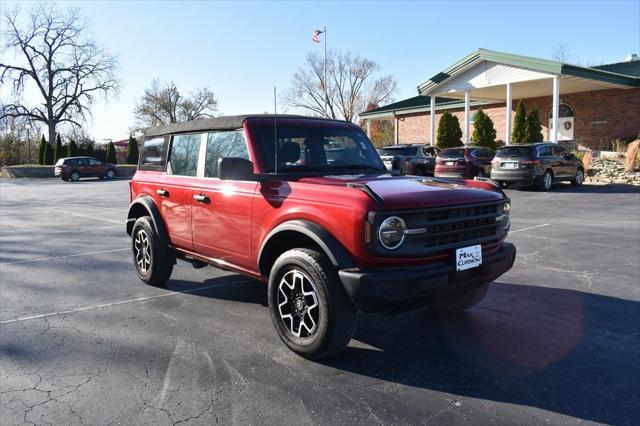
[{"xmin": 297, "ymin": 174, "xmax": 504, "ymax": 210}]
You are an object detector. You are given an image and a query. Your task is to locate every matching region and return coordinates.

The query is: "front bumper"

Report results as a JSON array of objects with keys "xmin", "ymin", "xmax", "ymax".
[{"xmin": 339, "ymin": 242, "xmax": 516, "ymax": 313}]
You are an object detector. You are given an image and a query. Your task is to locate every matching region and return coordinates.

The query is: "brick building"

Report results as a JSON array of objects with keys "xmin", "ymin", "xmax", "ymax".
[{"xmin": 360, "ymin": 49, "xmax": 640, "ymax": 150}]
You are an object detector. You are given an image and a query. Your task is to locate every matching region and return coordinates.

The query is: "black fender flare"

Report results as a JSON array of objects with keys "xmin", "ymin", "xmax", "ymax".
[
  {"xmin": 126, "ymin": 196, "xmax": 169, "ymax": 246},
  {"xmin": 258, "ymin": 220, "xmax": 356, "ymax": 272}
]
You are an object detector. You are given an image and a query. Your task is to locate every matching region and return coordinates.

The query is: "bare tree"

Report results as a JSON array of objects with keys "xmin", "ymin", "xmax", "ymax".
[
  {"xmin": 286, "ymin": 49, "xmax": 397, "ymax": 122},
  {"xmin": 551, "ymin": 43, "xmax": 574, "ymax": 63},
  {"xmin": 0, "ymin": 5, "xmax": 119, "ymax": 145},
  {"xmin": 134, "ymin": 79, "xmax": 218, "ymax": 126}
]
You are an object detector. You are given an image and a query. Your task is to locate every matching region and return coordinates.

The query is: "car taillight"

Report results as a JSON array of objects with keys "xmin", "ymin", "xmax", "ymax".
[
  {"xmin": 521, "ymin": 160, "xmax": 540, "ymax": 165},
  {"xmin": 436, "ymin": 159, "xmax": 443, "ymax": 165},
  {"xmin": 491, "ymin": 159, "xmax": 500, "ymax": 165}
]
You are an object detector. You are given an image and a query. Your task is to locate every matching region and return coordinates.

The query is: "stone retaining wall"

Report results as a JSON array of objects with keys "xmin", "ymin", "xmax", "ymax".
[{"xmin": 1, "ymin": 165, "xmax": 138, "ymax": 179}]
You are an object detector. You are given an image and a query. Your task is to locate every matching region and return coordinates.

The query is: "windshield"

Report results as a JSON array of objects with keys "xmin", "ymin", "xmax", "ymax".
[
  {"xmin": 439, "ymin": 148, "xmax": 466, "ymax": 159},
  {"xmin": 253, "ymin": 124, "xmax": 385, "ymax": 173},
  {"xmin": 496, "ymin": 146, "xmax": 533, "ymax": 157},
  {"xmin": 379, "ymin": 147, "xmax": 418, "ymax": 156}
]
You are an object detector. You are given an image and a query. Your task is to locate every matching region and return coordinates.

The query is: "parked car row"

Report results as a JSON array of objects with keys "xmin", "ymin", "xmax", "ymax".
[{"xmin": 380, "ymin": 142, "xmax": 584, "ymax": 191}]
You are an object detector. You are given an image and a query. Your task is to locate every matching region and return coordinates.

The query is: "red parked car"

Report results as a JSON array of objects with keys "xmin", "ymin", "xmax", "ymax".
[
  {"xmin": 434, "ymin": 146, "xmax": 495, "ymax": 179},
  {"xmin": 126, "ymin": 115, "xmax": 515, "ymax": 358},
  {"xmin": 54, "ymin": 157, "xmax": 118, "ymax": 181}
]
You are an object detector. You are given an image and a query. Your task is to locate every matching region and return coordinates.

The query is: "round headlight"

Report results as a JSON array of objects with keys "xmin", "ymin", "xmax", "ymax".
[{"xmin": 378, "ymin": 216, "xmax": 407, "ymax": 250}]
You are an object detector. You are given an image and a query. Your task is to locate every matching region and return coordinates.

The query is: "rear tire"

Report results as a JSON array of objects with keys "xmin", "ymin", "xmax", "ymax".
[
  {"xmin": 430, "ymin": 283, "xmax": 489, "ymax": 313},
  {"xmin": 538, "ymin": 170, "xmax": 553, "ymax": 191},
  {"xmin": 268, "ymin": 248, "xmax": 357, "ymax": 359},
  {"xmin": 131, "ymin": 216, "xmax": 174, "ymax": 286},
  {"xmin": 106, "ymin": 169, "xmax": 116, "ymax": 179},
  {"xmin": 571, "ymin": 168, "xmax": 584, "ymax": 186}
]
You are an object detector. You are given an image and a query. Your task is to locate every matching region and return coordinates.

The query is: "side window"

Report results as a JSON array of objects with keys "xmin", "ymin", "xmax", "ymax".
[
  {"xmin": 140, "ymin": 137, "xmax": 166, "ymax": 168},
  {"xmin": 169, "ymin": 134, "xmax": 201, "ymax": 177},
  {"xmin": 538, "ymin": 146, "xmax": 552, "ymax": 157},
  {"xmin": 89, "ymin": 159, "xmax": 101, "ymax": 166},
  {"xmin": 77, "ymin": 158, "xmax": 89, "ymax": 165},
  {"xmin": 204, "ymin": 130, "xmax": 249, "ymax": 178},
  {"xmin": 552, "ymin": 146, "xmax": 566, "ymax": 156}
]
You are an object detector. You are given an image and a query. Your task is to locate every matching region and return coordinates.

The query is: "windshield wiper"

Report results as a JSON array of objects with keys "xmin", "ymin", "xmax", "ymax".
[{"xmin": 327, "ymin": 164, "xmax": 385, "ymax": 172}]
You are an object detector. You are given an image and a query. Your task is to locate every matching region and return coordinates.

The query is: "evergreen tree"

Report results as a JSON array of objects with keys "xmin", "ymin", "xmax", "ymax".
[
  {"xmin": 38, "ymin": 135, "xmax": 47, "ymax": 165},
  {"xmin": 126, "ymin": 135, "xmax": 139, "ymax": 164},
  {"xmin": 54, "ymin": 133, "xmax": 64, "ymax": 162},
  {"xmin": 44, "ymin": 140, "xmax": 54, "ymax": 165},
  {"xmin": 105, "ymin": 141, "xmax": 117, "ymax": 164},
  {"xmin": 511, "ymin": 100, "xmax": 527, "ymax": 143},
  {"xmin": 525, "ymin": 108, "xmax": 544, "ymax": 143},
  {"xmin": 67, "ymin": 139, "xmax": 79, "ymax": 157},
  {"xmin": 471, "ymin": 109, "xmax": 497, "ymax": 149},
  {"xmin": 85, "ymin": 142, "xmax": 94, "ymax": 157},
  {"xmin": 436, "ymin": 112, "xmax": 463, "ymax": 149}
]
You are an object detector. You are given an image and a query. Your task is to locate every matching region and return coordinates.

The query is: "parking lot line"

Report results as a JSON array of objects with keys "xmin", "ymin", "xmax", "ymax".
[
  {"xmin": 0, "ymin": 247, "xmax": 129, "ymax": 266},
  {"xmin": 51, "ymin": 209, "xmax": 123, "ymax": 224},
  {"xmin": 0, "ymin": 279, "xmax": 254, "ymax": 325},
  {"xmin": 510, "ymin": 223, "xmax": 550, "ymax": 233}
]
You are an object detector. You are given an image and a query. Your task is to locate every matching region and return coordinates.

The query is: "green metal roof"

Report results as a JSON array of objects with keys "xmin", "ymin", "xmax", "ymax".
[
  {"xmin": 592, "ymin": 61, "xmax": 640, "ymax": 77},
  {"xmin": 417, "ymin": 48, "xmax": 640, "ymax": 95},
  {"xmin": 359, "ymin": 95, "xmax": 489, "ymax": 117}
]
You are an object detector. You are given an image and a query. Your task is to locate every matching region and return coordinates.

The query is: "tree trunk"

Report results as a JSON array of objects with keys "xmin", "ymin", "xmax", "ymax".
[{"xmin": 48, "ymin": 123, "xmax": 56, "ymax": 149}]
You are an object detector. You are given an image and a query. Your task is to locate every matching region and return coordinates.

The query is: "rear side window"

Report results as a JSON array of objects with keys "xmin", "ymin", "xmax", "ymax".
[
  {"xmin": 169, "ymin": 134, "xmax": 201, "ymax": 177},
  {"xmin": 379, "ymin": 147, "xmax": 418, "ymax": 156},
  {"xmin": 537, "ymin": 146, "xmax": 553, "ymax": 157},
  {"xmin": 140, "ymin": 137, "xmax": 167, "ymax": 168},
  {"xmin": 204, "ymin": 130, "xmax": 249, "ymax": 178},
  {"xmin": 497, "ymin": 147, "xmax": 533, "ymax": 157},
  {"xmin": 77, "ymin": 158, "xmax": 89, "ymax": 165},
  {"xmin": 439, "ymin": 148, "xmax": 465, "ymax": 159}
]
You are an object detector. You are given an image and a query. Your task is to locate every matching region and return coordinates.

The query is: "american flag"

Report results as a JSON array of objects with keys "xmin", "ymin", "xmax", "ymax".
[{"xmin": 312, "ymin": 29, "xmax": 323, "ymax": 43}]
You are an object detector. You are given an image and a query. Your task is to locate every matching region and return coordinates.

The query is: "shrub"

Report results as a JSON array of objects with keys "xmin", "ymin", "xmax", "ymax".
[
  {"xmin": 437, "ymin": 111, "xmax": 463, "ymax": 149},
  {"xmin": 105, "ymin": 142, "xmax": 117, "ymax": 164},
  {"xmin": 67, "ymin": 139, "xmax": 79, "ymax": 157},
  {"xmin": 44, "ymin": 140, "xmax": 54, "ymax": 165},
  {"xmin": 525, "ymin": 108, "xmax": 543, "ymax": 143},
  {"xmin": 38, "ymin": 135, "xmax": 47, "ymax": 165},
  {"xmin": 471, "ymin": 109, "xmax": 497, "ymax": 149},
  {"xmin": 511, "ymin": 100, "xmax": 527, "ymax": 143},
  {"xmin": 126, "ymin": 136, "xmax": 139, "ymax": 164},
  {"xmin": 54, "ymin": 134, "xmax": 64, "ymax": 162},
  {"xmin": 85, "ymin": 142, "xmax": 95, "ymax": 157}
]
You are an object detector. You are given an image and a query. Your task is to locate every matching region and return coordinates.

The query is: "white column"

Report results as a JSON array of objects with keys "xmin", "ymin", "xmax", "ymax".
[
  {"xmin": 552, "ymin": 76, "xmax": 560, "ymax": 143},
  {"xmin": 366, "ymin": 120, "xmax": 371, "ymax": 138},
  {"xmin": 464, "ymin": 89, "xmax": 470, "ymax": 145},
  {"xmin": 505, "ymin": 83, "xmax": 512, "ymax": 145},
  {"xmin": 430, "ymin": 96, "xmax": 436, "ymax": 146},
  {"xmin": 394, "ymin": 115, "xmax": 399, "ymax": 145}
]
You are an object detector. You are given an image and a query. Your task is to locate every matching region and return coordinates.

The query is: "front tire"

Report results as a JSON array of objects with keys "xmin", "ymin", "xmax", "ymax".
[
  {"xmin": 70, "ymin": 171, "xmax": 80, "ymax": 182},
  {"xmin": 131, "ymin": 216, "xmax": 174, "ymax": 286},
  {"xmin": 268, "ymin": 248, "xmax": 356, "ymax": 359},
  {"xmin": 430, "ymin": 283, "xmax": 489, "ymax": 313}
]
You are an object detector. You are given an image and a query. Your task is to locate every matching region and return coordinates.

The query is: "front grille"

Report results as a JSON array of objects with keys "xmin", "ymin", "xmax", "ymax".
[
  {"xmin": 369, "ymin": 200, "xmax": 507, "ymax": 257},
  {"xmin": 422, "ymin": 203, "xmax": 501, "ymax": 249}
]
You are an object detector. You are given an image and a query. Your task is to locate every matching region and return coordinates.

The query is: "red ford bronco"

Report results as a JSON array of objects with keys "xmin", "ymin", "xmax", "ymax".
[{"xmin": 127, "ymin": 115, "xmax": 515, "ymax": 358}]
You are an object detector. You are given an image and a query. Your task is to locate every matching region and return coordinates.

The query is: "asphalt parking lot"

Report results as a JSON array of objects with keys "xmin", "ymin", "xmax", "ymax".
[{"xmin": 1, "ymin": 178, "xmax": 639, "ymax": 425}]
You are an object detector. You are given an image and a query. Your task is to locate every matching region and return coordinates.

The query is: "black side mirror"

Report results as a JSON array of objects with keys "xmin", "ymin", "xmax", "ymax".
[
  {"xmin": 218, "ymin": 157, "xmax": 255, "ymax": 181},
  {"xmin": 391, "ymin": 155, "xmax": 406, "ymax": 176}
]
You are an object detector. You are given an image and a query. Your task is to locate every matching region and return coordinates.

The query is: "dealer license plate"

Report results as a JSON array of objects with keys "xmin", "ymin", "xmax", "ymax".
[
  {"xmin": 501, "ymin": 162, "xmax": 518, "ymax": 169},
  {"xmin": 455, "ymin": 244, "xmax": 482, "ymax": 271},
  {"xmin": 446, "ymin": 161, "xmax": 455, "ymax": 166}
]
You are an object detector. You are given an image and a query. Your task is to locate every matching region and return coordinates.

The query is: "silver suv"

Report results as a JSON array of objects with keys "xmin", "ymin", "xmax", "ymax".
[{"xmin": 378, "ymin": 144, "xmax": 440, "ymax": 176}]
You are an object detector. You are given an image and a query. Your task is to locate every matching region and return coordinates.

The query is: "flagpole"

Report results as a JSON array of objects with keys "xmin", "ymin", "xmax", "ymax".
[{"xmin": 323, "ymin": 25, "xmax": 327, "ymax": 118}]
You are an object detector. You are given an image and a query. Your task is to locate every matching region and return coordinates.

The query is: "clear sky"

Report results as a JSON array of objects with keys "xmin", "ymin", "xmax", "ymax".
[{"xmin": 2, "ymin": 0, "xmax": 639, "ymax": 142}]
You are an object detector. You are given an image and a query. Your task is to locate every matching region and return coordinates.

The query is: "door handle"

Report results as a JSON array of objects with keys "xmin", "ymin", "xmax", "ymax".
[
  {"xmin": 193, "ymin": 194, "xmax": 210, "ymax": 203},
  {"xmin": 156, "ymin": 188, "xmax": 169, "ymax": 197}
]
